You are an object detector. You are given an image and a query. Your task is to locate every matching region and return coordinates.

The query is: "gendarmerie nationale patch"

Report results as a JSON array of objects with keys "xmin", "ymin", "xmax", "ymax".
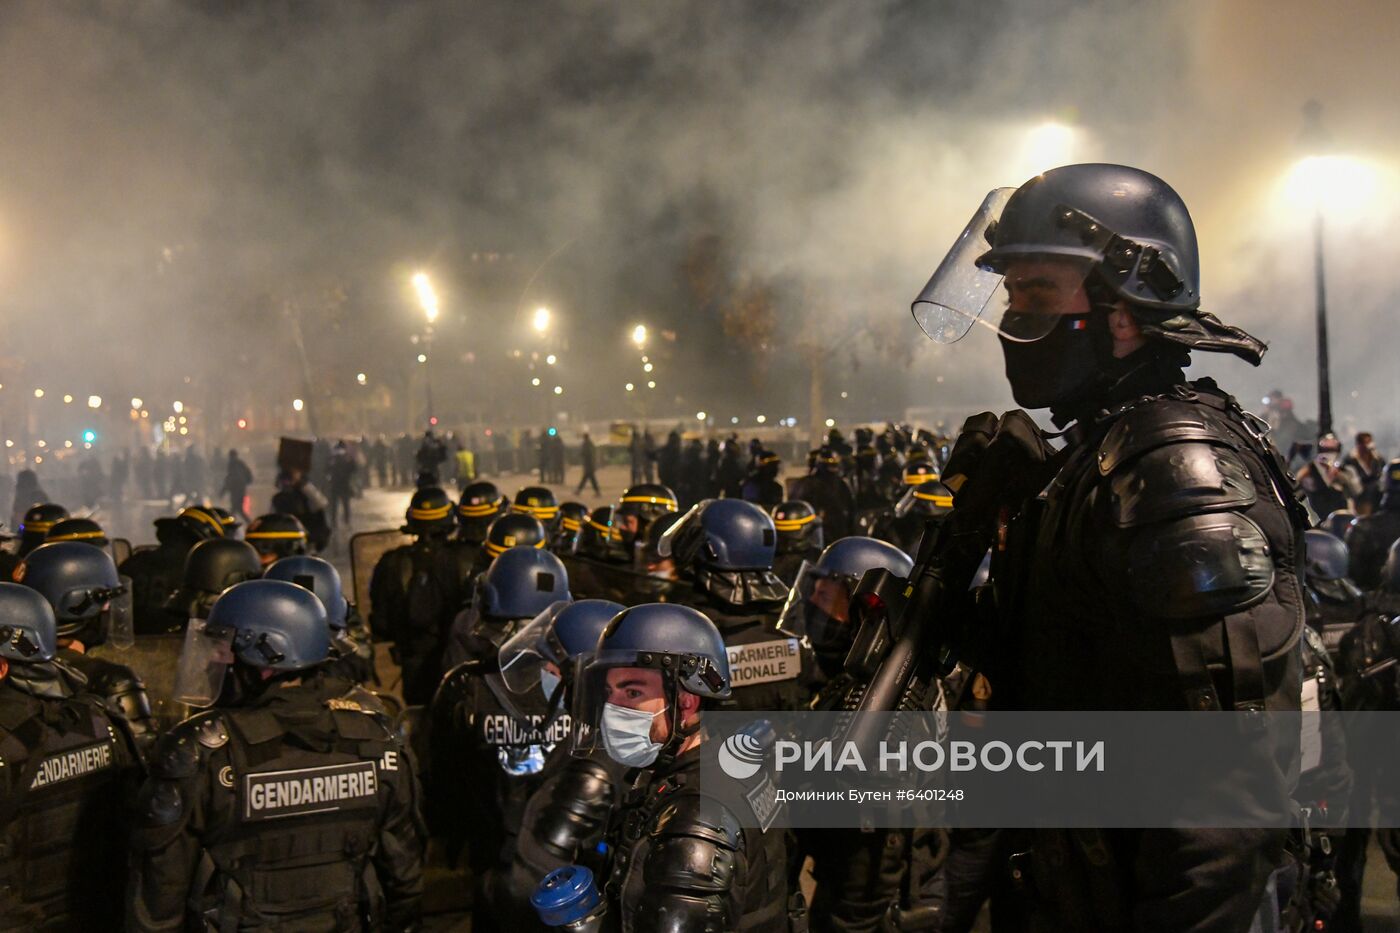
[
  {"xmin": 726, "ymin": 638, "xmax": 801, "ymax": 687},
  {"xmin": 241, "ymin": 761, "xmax": 379, "ymax": 822},
  {"xmin": 30, "ymin": 741, "xmax": 114, "ymax": 789}
]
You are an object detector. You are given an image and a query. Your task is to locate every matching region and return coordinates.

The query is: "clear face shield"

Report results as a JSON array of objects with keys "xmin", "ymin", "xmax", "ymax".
[
  {"xmin": 570, "ymin": 652, "xmax": 673, "ymax": 768},
  {"xmin": 108, "ymin": 576, "xmax": 135, "ymax": 649},
  {"xmin": 776, "ymin": 561, "xmax": 857, "ymax": 655},
  {"xmin": 495, "ymin": 601, "xmax": 571, "ymax": 721},
  {"xmin": 912, "ymin": 188, "xmax": 1093, "ymax": 345},
  {"xmin": 654, "ymin": 503, "xmax": 701, "ymax": 561},
  {"xmin": 172, "ymin": 618, "xmax": 236, "ymax": 708}
]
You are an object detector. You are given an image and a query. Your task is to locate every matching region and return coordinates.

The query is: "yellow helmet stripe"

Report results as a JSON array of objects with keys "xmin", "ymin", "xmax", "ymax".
[
  {"xmin": 561, "ymin": 518, "xmax": 582, "ymax": 532},
  {"xmin": 184, "ymin": 509, "xmax": 226, "ymax": 535},
  {"xmin": 21, "ymin": 521, "xmax": 56, "ymax": 533},
  {"xmin": 587, "ymin": 519, "xmax": 611, "ymax": 534},
  {"xmin": 913, "ymin": 491, "xmax": 954, "ymax": 507},
  {"xmin": 48, "ymin": 530, "xmax": 106, "ymax": 541},
  {"xmin": 408, "ymin": 503, "xmax": 453, "ymax": 521},
  {"xmin": 458, "ymin": 502, "xmax": 499, "ymax": 517},
  {"xmin": 903, "ymin": 472, "xmax": 939, "ymax": 485},
  {"xmin": 620, "ymin": 495, "xmax": 679, "ymax": 510},
  {"xmin": 246, "ymin": 530, "xmax": 308, "ymax": 540},
  {"xmin": 773, "ymin": 515, "xmax": 816, "ymax": 531}
]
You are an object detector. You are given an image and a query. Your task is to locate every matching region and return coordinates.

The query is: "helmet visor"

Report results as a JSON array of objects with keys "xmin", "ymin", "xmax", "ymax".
[
  {"xmin": 913, "ymin": 188, "xmax": 1092, "ymax": 345},
  {"xmin": 655, "ymin": 503, "xmax": 701, "ymax": 559},
  {"xmin": 776, "ymin": 561, "xmax": 857, "ymax": 654},
  {"xmin": 108, "ymin": 576, "xmax": 135, "ymax": 649},
  {"xmin": 498, "ymin": 601, "xmax": 570, "ymax": 697},
  {"xmin": 173, "ymin": 618, "xmax": 235, "ymax": 707},
  {"xmin": 570, "ymin": 649, "xmax": 669, "ymax": 759}
]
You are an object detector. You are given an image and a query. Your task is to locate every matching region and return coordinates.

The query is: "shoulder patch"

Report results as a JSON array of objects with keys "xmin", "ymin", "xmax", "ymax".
[{"xmin": 1107, "ymin": 441, "xmax": 1256, "ymax": 528}]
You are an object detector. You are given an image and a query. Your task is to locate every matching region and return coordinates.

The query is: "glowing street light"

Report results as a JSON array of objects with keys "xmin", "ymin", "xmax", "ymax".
[
  {"xmin": 173, "ymin": 400, "xmax": 184, "ymax": 414},
  {"xmin": 412, "ymin": 272, "xmax": 440, "ymax": 324},
  {"xmin": 646, "ymin": 380, "xmax": 656, "ymax": 389},
  {"xmin": 696, "ymin": 411, "xmax": 708, "ymax": 421},
  {"xmin": 545, "ymin": 354, "xmax": 557, "ymax": 366},
  {"xmin": 417, "ymin": 353, "xmax": 428, "ymax": 364},
  {"xmin": 292, "ymin": 398, "xmax": 304, "ymax": 412},
  {"xmin": 533, "ymin": 306, "xmax": 552, "ymax": 334},
  {"xmin": 756, "ymin": 415, "xmax": 767, "ymax": 425},
  {"xmin": 1021, "ymin": 120, "xmax": 1076, "ymax": 173},
  {"xmin": 642, "ymin": 362, "xmax": 654, "ymax": 373},
  {"xmin": 130, "ymin": 397, "xmax": 143, "ymax": 409},
  {"xmin": 553, "ymin": 385, "xmax": 563, "ymax": 395},
  {"xmin": 625, "ymin": 383, "xmax": 635, "ymax": 392},
  {"xmin": 531, "ymin": 377, "xmax": 541, "ymax": 387},
  {"xmin": 87, "ymin": 395, "xmax": 102, "ymax": 409},
  {"xmin": 356, "ymin": 373, "xmax": 368, "ymax": 386},
  {"xmin": 631, "ymin": 324, "xmax": 648, "ymax": 348},
  {"xmin": 33, "ymin": 388, "xmax": 43, "ymax": 399},
  {"xmin": 62, "ymin": 394, "xmax": 73, "ymax": 404}
]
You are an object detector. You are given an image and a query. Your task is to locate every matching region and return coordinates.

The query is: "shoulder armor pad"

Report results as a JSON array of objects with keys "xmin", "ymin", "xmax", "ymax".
[
  {"xmin": 227, "ymin": 707, "xmax": 283, "ymax": 745},
  {"xmin": 653, "ymin": 789, "xmax": 744, "ymax": 850},
  {"xmin": 331, "ymin": 707, "xmax": 392, "ymax": 741},
  {"xmin": 1106, "ymin": 440, "xmax": 1256, "ymax": 528},
  {"xmin": 192, "ymin": 712, "xmax": 229, "ymax": 748},
  {"xmin": 150, "ymin": 723, "xmax": 208, "ymax": 779},
  {"xmin": 644, "ymin": 804, "xmax": 741, "ymax": 894},
  {"xmin": 1125, "ymin": 512, "xmax": 1275, "ymax": 620},
  {"xmin": 1097, "ymin": 399, "xmax": 1225, "ymax": 475}
]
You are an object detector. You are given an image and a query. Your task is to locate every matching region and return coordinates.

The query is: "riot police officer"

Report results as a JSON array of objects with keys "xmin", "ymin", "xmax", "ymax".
[
  {"xmin": 770, "ymin": 499, "xmax": 824, "ymax": 587},
  {"xmin": 575, "ymin": 506, "xmax": 621, "ymax": 562},
  {"xmin": 128, "ymin": 579, "xmax": 424, "ymax": 930},
  {"xmin": 790, "ymin": 446, "xmax": 856, "ymax": 540},
  {"xmin": 266, "ymin": 555, "xmax": 376, "ymax": 686},
  {"xmin": 0, "ymin": 502, "xmax": 69, "ymax": 580},
  {"xmin": 17, "ymin": 541, "xmax": 157, "ymax": 752},
  {"xmin": 45, "ymin": 515, "xmax": 110, "ymax": 548},
  {"xmin": 658, "ymin": 499, "xmax": 809, "ymax": 711},
  {"xmin": 243, "ymin": 512, "xmax": 310, "ymax": 568},
  {"xmin": 458, "ymin": 479, "xmax": 509, "ymax": 547},
  {"xmin": 564, "ymin": 603, "xmax": 789, "ymax": 932},
  {"xmin": 120, "ymin": 504, "xmax": 226, "ymax": 634},
  {"xmin": 875, "ymin": 460, "xmax": 954, "ymax": 557},
  {"xmin": 0, "ymin": 582, "xmax": 143, "ymax": 929},
  {"xmin": 776, "ymin": 536, "xmax": 946, "ymax": 931},
  {"xmin": 1345, "ymin": 458, "xmax": 1400, "ymax": 589},
  {"xmin": 165, "ymin": 537, "xmax": 264, "ymax": 627},
  {"xmin": 427, "ymin": 547, "xmax": 571, "ymax": 920},
  {"xmin": 912, "ymin": 163, "xmax": 1307, "ymax": 929},
  {"xmin": 1303, "ymin": 529, "xmax": 1369, "ymax": 660},
  {"xmin": 473, "ymin": 511, "xmax": 551, "ymax": 579},
  {"xmin": 741, "ymin": 450, "xmax": 785, "ymax": 509},
  {"xmin": 512, "ymin": 485, "xmax": 561, "ymax": 536},
  {"xmin": 552, "ymin": 501, "xmax": 590, "ymax": 553},
  {"xmin": 493, "ymin": 598, "xmax": 628, "ymax": 926},
  {"xmin": 612, "ymin": 482, "xmax": 679, "ymax": 562},
  {"xmin": 368, "ymin": 486, "xmax": 474, "ymax": 704}
]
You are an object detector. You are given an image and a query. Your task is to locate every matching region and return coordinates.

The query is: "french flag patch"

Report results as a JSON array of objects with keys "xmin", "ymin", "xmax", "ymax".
[{"xmin": 1069, "ymin": 318, "xmax": 1088, "ymax": 330}]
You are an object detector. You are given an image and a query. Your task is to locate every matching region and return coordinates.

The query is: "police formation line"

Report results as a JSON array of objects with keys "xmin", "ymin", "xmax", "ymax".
[{"xmin": 6, "ymin": 164, "xmax": 1400, "ymax": 932}]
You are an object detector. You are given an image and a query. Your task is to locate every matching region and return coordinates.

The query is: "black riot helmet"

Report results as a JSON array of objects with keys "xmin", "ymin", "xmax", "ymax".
[
  {"xmin": 484, "ymin": 512, "xmax": 549, "ymax": 560},
  {"xmin": 576, "ymin": 506, "xmax": 623, "ymax": 561},
  {"xmin": 154, "ymin": 504, "xmax": 226, "ymax": 547},
  {"xmin": 658, "ymin": 499, "xmax": 788, "ymax": 608},
  {"xmin": 207, "ymin": 506, "xmax": 241, "ymax": 537},
  {"xmin": 458, "ymin": 480, "xmax": 508, "ymax": 542},
  {"xmin": 1303, "ymin": 529, "xmax": 1363, "ymax": 606},
  {"xmin": 613, "ymin": 483, "xmax": 679, "ymax": 551},
  {"xmin": 17, "ymin": 542, "xmax": 131, "ymax": 648},
  {"xmin": 553, "ymin": 501, "xmax": 591, "ymax": 552},
  {"xmin": 168, "ymin": 538, "xmax": 263, "ymax": 620},
  {"xmin": 402, "ymin": 485, "xmax": 457, "ymax": 536},
  {"xmin": 1382, "ymin": 458, "xmax": 1400, "ymax": 510},
  {"xmin": 771, "ymin": 500, "xmax": 824, "ymax": 556},
  {"xmin": 0, "ymin": 582, "xmax": 59, "ymax": 664},
  {"xmin": 914, "ymin": 164, "xmax": 1266, "ymax": 413},
  {"xmin": 244, "ymin": 513, "xmax": 309, "ymax": 567},
  {"xmin": 511, "ymin": 486, "xmax": 561, "ymax": 527},
  {"xmin": 19, "ymin": 503, "xmax": 69, "ymax": 555},
  {"xmin": 45, "ymin": 516, "xmax": 109, "ymax": 549}
]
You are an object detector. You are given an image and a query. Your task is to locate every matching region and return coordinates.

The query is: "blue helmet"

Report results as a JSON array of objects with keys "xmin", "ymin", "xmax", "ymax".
[
  {"xmin": 0, "ymin": 582, "xmax": 58, "ymax": 663},
  {"xmin": 498, "ymin": 599, "xmax": 624, "ymax": 705},
  {"xmin": 1303, "ymin": 529, "xmax": 1350, "ymax": 583},
  {"xmin": 814, "ymin": 537, "xmax": 913, "ymax": 581},
  {"xmin": 661, "ymin": 499, "xmax": 776, "ymax": 571},
  {"xmin": 589, "ymin": 603, "xmax": 731, "ymax": 699},
  {"xmin": 778, "ymin": 537, "xmax": 912, "ymax": 657},
  {"xmin": 480, "ymin": 546, "xmax": 571, "ymax": 620},
  {"xmin": 553, "ymin": 599, "xmax": 625, "ymax": 660},
  {"xmin": 264, "ymin": 556, "xmax": 348, "ymax": 632},
  {"xmin": 207, "ymin": 579, "xmax": 330, "ymax": 672},
  {"xmin": 17, "ymin": 541, "xmax": 128, "ymax": 646}
]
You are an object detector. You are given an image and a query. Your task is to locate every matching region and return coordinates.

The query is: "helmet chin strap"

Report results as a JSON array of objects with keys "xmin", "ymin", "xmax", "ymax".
[{"xmin": 653, "ymin": 676, "xmax": 702, "ymax": 770}]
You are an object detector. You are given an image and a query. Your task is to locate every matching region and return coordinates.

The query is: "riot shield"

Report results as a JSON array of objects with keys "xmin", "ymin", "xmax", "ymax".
[
  {"xmin": 111, "ymin": 537, "xmax": 134, "ymax": 568},
  {"xmin": 350, "ymin": 528, "xmax": 412, "ymax": 612},
  {"xmin": 559, "ymin": 553, "xmax": 696, "ymax": 606},
  {"xmin": 90, "ymin": 631, "xmax": 191, "ymax": 732}
]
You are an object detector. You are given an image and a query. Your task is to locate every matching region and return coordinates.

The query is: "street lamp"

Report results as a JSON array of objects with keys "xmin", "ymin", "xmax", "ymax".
[
  {"xmin": 631, "ymin": 324, "xmax": 647, "ymax": 348},
  {"xmin": 533, "ymin": 306, "xmax": 552, "ymax": 334},
  {"xmin": 411, "ymin": 271, "xmax": 439, "ymax": 424},
  {"xmin": 1285, "ymin": 101, "xmax": 1379, "ymax": 437}
]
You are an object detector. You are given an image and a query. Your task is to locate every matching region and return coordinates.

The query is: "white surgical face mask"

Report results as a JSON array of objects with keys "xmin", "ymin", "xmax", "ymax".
[
  {"xmin": 540, "ymin": 670, "xmax": 562, "ymax": 702},
  {"xmin": 600, "ymin": 701, "xmax": 664, "ymax": 768}
]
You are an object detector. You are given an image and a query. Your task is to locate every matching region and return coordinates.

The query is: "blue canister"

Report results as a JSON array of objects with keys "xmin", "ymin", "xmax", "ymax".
[{"xmin": 532, "ymin": 865, "xmax": 604, "ymax": 927}]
